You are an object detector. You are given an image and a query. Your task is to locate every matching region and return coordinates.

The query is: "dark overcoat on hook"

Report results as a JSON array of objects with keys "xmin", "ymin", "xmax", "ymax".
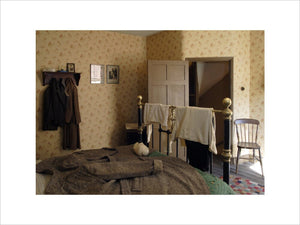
[
  {"xmin": 63, "ymin": 78, "xmax": 81, "ymax": 150},
  {"xmin": 43, "ymin": 78, "xmax": 67, "ymax": 130}
]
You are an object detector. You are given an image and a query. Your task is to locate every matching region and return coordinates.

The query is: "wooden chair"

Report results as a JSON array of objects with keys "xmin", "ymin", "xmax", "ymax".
[{"xmin": 234, "ymin": 118, "xmax": 263, "ymax": 176}]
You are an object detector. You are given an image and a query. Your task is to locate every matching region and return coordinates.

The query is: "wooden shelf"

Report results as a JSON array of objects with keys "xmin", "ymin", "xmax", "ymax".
[{"xmin": 42, "ymin": 72, "xmax": 81, "ymax": 86}]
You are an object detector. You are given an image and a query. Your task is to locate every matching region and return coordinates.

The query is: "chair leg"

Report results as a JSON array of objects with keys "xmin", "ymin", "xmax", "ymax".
[
  {"xmin": 258, "ymin": 148, "xmax": 264, "ymax": 176},
  {"xmin": 236, "ymin": 147, "xmax": 241, "ymax": 174},
  {"xmin": 253, "ymin": 149, "xmax": 255, "ymax": 163}
]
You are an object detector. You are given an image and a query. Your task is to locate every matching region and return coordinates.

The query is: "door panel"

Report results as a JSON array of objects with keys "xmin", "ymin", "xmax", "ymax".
[
  {"xmin": 151, "ymin": 85, "xmax": 167, "ymax": 104},
  {"xmin": 148, "ymin": 60, "xmax": 188, "ymax": 105},
  {"xmin": 168, "ymin": 65, "xmax": 186, "ymax": 81},
  {"xmin": 168, "ymin": 85, "xmax": 185, "ymax": 106},
  {"xmin": 150, "ymin": 64, "xmax": 167, "ymax": 81},
  {"xmin": 148, "ymin": 60, "xmax": 189, "ymax": 160}
]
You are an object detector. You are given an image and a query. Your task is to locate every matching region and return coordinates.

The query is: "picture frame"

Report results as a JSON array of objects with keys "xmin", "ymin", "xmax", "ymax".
[
  {"xmin": 66, "ymin": 63, "xmax": 75, "ymax": 72},
  {"xmin": 106, "ymin": 65, "xmax": 119, "ymax": 84},
  {"xmin": 90, "ymin": 64, "xmax": 105, "ymax": 84}
]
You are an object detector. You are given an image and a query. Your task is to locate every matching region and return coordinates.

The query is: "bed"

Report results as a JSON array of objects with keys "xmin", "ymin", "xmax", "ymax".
[{"xmin": 36, "ymin": 95, "xmax": 234, "ymax": 195}]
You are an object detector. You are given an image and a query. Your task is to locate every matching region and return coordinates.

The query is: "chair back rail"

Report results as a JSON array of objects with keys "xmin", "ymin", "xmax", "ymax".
[{"xmin": 235, "ymin": 118, "xmax": 259, "ymax": 144}]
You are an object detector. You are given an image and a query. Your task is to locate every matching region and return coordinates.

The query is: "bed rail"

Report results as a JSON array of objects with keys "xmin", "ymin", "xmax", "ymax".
[
  {"xmin": 136, "ymin": 95, "xmax": 232, "ymax": 185},
  {"xmin": 219, "ymin": 98, "xmax": 233, "ymax": 185},
  {"xmin": 137, "ymin": 95, "xmax": 144, "ymax": 143}
]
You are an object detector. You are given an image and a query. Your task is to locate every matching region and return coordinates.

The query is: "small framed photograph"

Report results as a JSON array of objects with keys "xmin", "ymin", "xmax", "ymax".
[
  {"xmin": 67, "ymin": 63, "xmax": 75, "ymax": 72},
  {"xmin": 106, "ymin": 65, "xmax": 119, "ymax": 84}
]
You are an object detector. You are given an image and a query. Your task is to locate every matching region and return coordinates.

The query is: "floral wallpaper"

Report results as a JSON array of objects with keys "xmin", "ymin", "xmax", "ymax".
[
  {"xmin": 147, "ymin": 30, "xmax": 264, "ymax": 157},
  {"xmin": 36, "ymin": 31, "xmax": 147, "ymax": 160},
  {"xmin": 250, "ymin": 31, "xmax": 265, "ymax": 156},
  {"xmin": 36, "ymin": 30, "xmax": 264, "ymax": 160}
]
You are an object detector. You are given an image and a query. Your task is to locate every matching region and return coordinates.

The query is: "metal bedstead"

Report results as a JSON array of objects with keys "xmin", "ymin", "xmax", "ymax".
[{"xmin": 136, "ymin": 95, "xmax": 233, "ymax": 185}]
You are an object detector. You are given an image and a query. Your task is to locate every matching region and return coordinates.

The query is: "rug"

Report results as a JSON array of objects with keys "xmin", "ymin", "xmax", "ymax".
[{"xmin": 220, "ymin": 176, "xmax": 265, "ymax": 195}]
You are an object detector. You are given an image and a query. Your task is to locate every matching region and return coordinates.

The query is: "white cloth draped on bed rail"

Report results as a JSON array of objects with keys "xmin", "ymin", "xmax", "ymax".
[
  {"xmin": 173, "ymin": 106, "xmax": 217, "ymax": 155},
  {"xmin": 143, "ymin": 103, "xmax": 170, "ymax": 143},
  {"xmin": 144, "ymin": 103, "xmax": 217, "ymax": 154}
]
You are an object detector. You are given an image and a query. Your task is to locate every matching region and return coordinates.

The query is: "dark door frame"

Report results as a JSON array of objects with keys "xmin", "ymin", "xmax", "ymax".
[{"xmin": 185, "ymin": 56, "xmax": 234, "ymax": 155}]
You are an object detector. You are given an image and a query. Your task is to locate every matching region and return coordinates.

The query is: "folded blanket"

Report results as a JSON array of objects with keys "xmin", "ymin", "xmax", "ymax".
[
  {"xmin": 83, "ymin": 159, "xmax": 163, "ymax": 180},
  {"xmin": 36, "ymin": 148, "xmax": 118, "ymax": 174}
]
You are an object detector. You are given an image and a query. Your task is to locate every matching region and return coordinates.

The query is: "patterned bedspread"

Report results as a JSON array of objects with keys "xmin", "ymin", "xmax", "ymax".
[{"xmin": 36, "ymin": 145, "xmax": 210, "ymax": 194}]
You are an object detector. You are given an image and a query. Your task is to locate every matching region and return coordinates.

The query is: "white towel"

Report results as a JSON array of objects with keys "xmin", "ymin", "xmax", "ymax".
[
  {"xmin": 175, "ymin": 107, "xmax": 217, "ymax": 154},
  {"xmin": 144, "ymin": 103, "xmax": 170, "ymax": 143},
  {"xmin": 170, "ymin": 106, "xmax": 186, "ymax": 142}
]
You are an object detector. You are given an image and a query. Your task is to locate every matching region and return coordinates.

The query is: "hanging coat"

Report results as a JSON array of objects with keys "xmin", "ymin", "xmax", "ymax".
[
  {"xmin": 63, "ymin": 78, "xmax": 81, "ymax": 150},
  {"xmin": 43, "ymin": 78, "xmax": 67, "ymax": 130}
]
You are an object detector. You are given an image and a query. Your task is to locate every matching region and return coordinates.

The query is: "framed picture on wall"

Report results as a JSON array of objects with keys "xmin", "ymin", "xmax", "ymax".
[
  {"xmin": 106, "ymin": 65, "xmax": 119, "ymax": 84},
  {"xmin": 67, "ymin": 63, "xmax": 75, "ymax": 72},
  {"xmin": 90, "ymin": 64, "xmax": 105, "ymax": 84}
]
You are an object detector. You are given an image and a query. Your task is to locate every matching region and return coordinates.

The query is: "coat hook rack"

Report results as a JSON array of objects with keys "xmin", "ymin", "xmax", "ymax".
[{"xmin": 42, "ymin": 71, "xmax": 81, "ymax": 86}]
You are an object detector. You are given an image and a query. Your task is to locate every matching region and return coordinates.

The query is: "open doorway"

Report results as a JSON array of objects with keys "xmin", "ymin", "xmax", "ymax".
[{"xmin": 186, "ymin": 57, "xmax": 233, "ymax": 155}]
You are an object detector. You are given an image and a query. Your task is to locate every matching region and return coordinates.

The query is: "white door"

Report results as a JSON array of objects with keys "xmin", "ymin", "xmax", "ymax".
[{"xmin": 148, "ymin": 60, "xmax": 189, "ymax": 160}]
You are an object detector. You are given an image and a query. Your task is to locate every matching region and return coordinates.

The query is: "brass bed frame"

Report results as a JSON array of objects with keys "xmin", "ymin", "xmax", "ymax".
[{"xmin": 136, "ymin": 95, "xmax": 233, "ymax": 185}]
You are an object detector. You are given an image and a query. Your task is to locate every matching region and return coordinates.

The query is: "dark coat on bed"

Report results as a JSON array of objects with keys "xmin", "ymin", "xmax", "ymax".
[
  {"xmin": 63, "ymin": 78, "xmax": 81, "ymax": 150},
  {"xmin": 43, "ymin": 78, "xmax": 67, "ymax": 130}
]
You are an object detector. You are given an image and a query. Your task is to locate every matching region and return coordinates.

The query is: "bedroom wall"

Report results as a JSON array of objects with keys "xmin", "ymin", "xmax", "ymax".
[
  {"xmin": 36, "ymin": 31, "xmax": 147, "ymax": 160},
  {"xmin": 147, "ymin": 30, "xmax": 264, "ymax": 157},
  {"xmin": 36, "ymin": 30, "xmax": 264, "ymax": 160},
  {"xmin": 250, "ymin": 31, "xmax": 265, "ymax": 156}
]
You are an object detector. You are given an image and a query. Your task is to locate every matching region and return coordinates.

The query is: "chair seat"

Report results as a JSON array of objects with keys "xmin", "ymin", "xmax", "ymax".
[{"xmin": 237, "ymin": 142, "xmax": 260, "ymax": 149}]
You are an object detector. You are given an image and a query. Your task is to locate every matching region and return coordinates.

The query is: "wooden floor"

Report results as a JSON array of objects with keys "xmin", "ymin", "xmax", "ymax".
[{"xmin": 211, "ymin": 154, "xmax": 264, "ymax": 186}]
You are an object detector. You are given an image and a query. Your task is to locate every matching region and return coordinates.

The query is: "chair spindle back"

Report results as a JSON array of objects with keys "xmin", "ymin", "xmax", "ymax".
[{"xmin": 234, "ymin": 119, "xmax": 259, "ymax": 144}]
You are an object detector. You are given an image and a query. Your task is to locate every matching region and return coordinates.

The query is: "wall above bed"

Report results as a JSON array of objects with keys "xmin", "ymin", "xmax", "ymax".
[{"xmin": 36, "ymin": 31, "xmax": 148, "ymax": 160}]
